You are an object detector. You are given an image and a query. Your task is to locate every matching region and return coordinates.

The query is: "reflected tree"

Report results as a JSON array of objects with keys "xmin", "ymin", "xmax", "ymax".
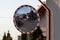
[
  {"xmin": 15, "ymin": 16, "xmax": 24, "ymax": 27},
  {"xmin": 28, "ymin": 10, "xmax": 37, "ymax": 21},
  {"xmin": 22, "ymin": 14, "xmax": 27, "ymax": 19}
]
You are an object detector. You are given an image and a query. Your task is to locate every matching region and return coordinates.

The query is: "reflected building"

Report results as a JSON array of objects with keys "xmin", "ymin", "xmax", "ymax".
[{"xmin": 15, "ymin": 16, "xmax": 24, "ymax": 27}]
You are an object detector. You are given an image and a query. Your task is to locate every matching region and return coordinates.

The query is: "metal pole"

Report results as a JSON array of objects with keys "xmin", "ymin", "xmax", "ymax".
[{"xmin": 27, "ymin": 32, "xmax": 30, "ymax": 40}]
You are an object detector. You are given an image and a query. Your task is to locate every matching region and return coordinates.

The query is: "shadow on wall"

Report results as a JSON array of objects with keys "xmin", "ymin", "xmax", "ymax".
[{"xmin": 47, "ymin": 0, "xmax": 60, "ymax": 14}]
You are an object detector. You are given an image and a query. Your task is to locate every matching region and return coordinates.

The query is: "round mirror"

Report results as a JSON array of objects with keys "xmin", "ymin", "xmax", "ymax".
[{"xmin": 13, "ymin": 5, "xmax": 39, "ymax": 33}]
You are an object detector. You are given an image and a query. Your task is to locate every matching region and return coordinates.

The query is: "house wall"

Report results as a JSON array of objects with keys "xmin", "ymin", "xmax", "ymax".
[{"xmin": 46, "ymin": 0, "xmax": 60, "ymax": 40}]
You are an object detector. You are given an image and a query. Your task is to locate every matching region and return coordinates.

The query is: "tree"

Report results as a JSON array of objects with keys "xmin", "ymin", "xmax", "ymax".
[
  {"xmin": 21, "ymin": 33, "xmax": 27, "ymax": 40},
  {"xmin": 6, "ymin": 31, "xmax": 12, "ymax": 40},
  {"xmin": 31, "ymin": 26, "xmax": 44, "ymax": 40},
  {"xmin": 2, "ymin": 32, "xmax": 7, "ymax": 40}
]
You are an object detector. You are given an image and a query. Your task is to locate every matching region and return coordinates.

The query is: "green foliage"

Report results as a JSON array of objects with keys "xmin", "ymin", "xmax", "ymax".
[
  {"xmin": 6, "ymin": 31, "xmax": 12, "ymax": 40},
  {"xmin": 21, "ymin": 33, "xmax": 27, "ymax": 40},
  {"xmin": 2, "ymin": 31, "xmax": 12, "ymax": 40},
  {"xmin": 3, "ymin": 32, "xmax": 6, "ymax": 40},
  {"xmin": 21, "ymin": 27, "xmax": 46, "ymax": 40},
  {"xmin": 30, "ymin": 26, "xmax": 45, "ymax": 40}
]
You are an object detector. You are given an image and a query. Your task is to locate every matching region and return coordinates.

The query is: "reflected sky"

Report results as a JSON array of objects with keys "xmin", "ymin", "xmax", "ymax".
[{"xmin": 16, "ymin": 6, "xmax": 36, "ymax": 16}]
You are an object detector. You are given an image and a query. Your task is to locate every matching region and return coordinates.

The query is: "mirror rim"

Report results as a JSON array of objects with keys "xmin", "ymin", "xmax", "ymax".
[{"xmin": 13, "ymin": 5, "xmax": 40, "ymax": 34}]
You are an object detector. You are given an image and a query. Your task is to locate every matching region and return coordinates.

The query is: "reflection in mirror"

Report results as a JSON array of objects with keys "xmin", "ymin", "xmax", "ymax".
[{"xmin": 14, "ymin": 5, "xmax": 38, "ymax": 32}]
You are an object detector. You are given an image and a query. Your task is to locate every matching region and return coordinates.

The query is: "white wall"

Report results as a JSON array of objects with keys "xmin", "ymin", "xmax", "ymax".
[{"xmin": 46, "ymin": 0, "xmax": 60, "ymax": 40}]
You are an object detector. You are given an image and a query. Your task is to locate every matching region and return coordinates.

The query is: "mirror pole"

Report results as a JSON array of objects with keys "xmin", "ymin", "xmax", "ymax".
[{"xmin": 27, "ymin": 32, "xmax": 30, "ymax": 40}]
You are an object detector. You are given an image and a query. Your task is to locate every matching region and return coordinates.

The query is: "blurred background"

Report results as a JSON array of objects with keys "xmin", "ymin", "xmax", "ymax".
[{"xmin": 0, "ymin": 0, "xmax": 46, "ymax": 40}]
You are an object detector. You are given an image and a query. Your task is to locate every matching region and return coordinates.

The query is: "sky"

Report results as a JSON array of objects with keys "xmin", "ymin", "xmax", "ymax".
[{"xmin": 0, "ymin": 0, "xmax": 46, "ymax": 40}]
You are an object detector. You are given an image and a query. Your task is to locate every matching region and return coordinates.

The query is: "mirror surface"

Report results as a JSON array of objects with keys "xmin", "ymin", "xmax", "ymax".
[{"xmin": 14, "ymin": 5, "xmax": 38, "ymax": 32}]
